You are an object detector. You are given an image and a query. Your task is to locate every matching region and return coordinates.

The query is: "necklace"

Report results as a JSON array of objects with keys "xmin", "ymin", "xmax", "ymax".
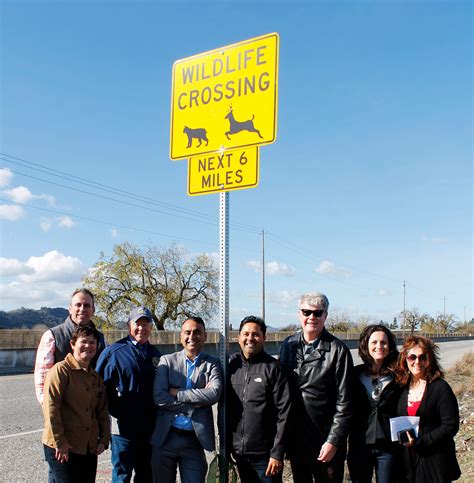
[
  {"xmin": 372, "ymin": 377, "xmax": 383, "ymax": 399},
  {"xmin": 408, "ymin": 379, "xmax": 426, "ymax": 404}
]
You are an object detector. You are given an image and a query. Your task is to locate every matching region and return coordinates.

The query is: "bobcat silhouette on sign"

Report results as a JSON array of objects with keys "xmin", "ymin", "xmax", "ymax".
[
  {"xmin": 183, "ymin": 126, "xmax": 209, "ymax": 148},
  {"xmin": 225, "ymin": 106, "xmax": 263, "ymax": 140}
]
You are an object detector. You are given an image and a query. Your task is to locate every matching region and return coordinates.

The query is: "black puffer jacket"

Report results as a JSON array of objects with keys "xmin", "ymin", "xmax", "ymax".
[
  {"xmin": 279, "ymin": 329, "xmax": 353, "ymax": 452},
  {"xmin": 228, "ymin": 351, "xmax": 291, "ymax": 460}
]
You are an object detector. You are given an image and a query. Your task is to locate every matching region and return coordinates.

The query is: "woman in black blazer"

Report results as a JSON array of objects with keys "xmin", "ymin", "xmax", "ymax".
[
  {"xmin": 395, "ymin": 335, "xmax": 461, "ymax": 483},
  {"xmin": 348, "ymin": 324, "xmax": 401, "ymax": 483}
]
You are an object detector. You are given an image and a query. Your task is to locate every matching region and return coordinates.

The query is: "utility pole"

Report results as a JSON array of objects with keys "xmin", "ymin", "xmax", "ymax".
[
  {"xmin": 261, "ymin": 229, "xmax": 266, "ymax": 321},
  {"xmin": 443, "ymin": 296, "xmax": 446, "ymax": 320},
  {"xmin": 402, "ymin": 280, "xmax": 406, "ymax": 339}
]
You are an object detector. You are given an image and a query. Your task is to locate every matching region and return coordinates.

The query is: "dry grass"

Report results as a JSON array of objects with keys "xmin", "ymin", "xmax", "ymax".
[{"xmin": 448, "ymin": 352, "xmax": 474, "ymax": 482}]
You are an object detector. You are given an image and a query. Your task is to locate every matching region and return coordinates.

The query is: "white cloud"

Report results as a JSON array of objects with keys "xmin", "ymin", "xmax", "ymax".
[
  {"xmin": 315, "ymin": 260, "xmax": 352, "ymax": 278},
  {"xmin": 267, "ymin": 289, "xmax": 299, "ymax": 308},
  {"xmin": 266, "ymin": 261, "xmax": 296, "ymax": 277},
  {"xmin": 57, "ymin": 215, "xmax": 75, "ymax": 228},
  {"xmin": 110, "ymin": 228, "xmax": 118, "ymax": 238},
  {"xmin": 0, "ymin": 251, "xmax": 88, "ymax": 309},
  {"xmin": 0, "ymin": 204, "xmax": 25, "ymax": 220},
  {"xmin": 246, "ymin": 260, "xmax": 261, "ymax": 272},
  {"xmin": 4, "ymin": 186, "xmax": 34, "ymax": 203},
  {"xmin": 0, "ymin": 282, "xmax": 75, "ymax": 310},
  {"xmin": 246, "ymin": 260, "xmax": 296, "ymax": 277},
  {"xmin": 40, "ymin": 218, "xmax": 52, "ymax": 232},
  {"xmin": 0, "ymin": 258, "xmax": 35, "ymax": 277},
  {"xmin": 3, "ymin": 185, "xmax": 56, "ymax": 206},
  {"xmin": 0, "ymin": 168, "xmax": 13, "ymax": 188},
  {"xmin": 376, "ymin": 288, "xmax": 392, "ymax": 296},
  {"xmin": 18, "ymin": 250, "xmax": 85, "ymax": 283}
]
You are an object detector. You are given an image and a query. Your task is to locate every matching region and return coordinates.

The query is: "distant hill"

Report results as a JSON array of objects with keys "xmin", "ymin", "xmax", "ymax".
[{"xmin": 0, "ymin": 307, "xmax": 68, "ymax": 329}]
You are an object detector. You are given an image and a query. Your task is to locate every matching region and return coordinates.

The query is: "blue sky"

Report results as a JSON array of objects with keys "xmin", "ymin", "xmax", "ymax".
[{"xmin": 0, "ymin": 1, "xmax": 472, "ymax": 328}]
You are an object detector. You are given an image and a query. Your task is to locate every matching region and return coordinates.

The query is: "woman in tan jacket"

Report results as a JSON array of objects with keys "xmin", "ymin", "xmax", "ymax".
[{"xmin": 42, "ymin": 323, "xmax": 110, "ymax": 482}]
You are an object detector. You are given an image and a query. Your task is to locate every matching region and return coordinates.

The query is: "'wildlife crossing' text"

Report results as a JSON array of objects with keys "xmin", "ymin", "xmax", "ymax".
[{"xmin": 176, "ymin": 45, "xmax": 270, "ymax": 110}]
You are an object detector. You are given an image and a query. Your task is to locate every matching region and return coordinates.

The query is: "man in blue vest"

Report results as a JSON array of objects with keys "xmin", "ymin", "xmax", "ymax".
[
  {"xmin": 34, "ymin": 288, "xmax": 106, "ymax": 405},
  {"xmin": 97, "ymin": 306, "xmax": 161, "ymax": 482}
]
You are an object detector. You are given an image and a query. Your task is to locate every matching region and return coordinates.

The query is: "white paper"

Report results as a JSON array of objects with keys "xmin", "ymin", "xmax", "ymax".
[{"xmin": 389, "ymin": 416, "xmax": 420, "ymax": 442}]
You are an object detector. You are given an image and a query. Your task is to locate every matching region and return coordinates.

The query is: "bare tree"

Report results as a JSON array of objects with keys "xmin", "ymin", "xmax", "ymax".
[
  {"xmin": 326, "ymin": 308, "xmax": 354, "ymax": 332},
  {"xmin": 400, "ymin": 308, "xmax": 422, "ymax": 334},
  {"xmin": 84, "ymin": 242, "xmax": 218, "ymax": 330},
  {"xmin": 434, "ymin": 313, "xmax": 457, "ymax": 333},
  {"xmin": 354, "ymin": 314, "xmax": 379, "ymax": 331}
]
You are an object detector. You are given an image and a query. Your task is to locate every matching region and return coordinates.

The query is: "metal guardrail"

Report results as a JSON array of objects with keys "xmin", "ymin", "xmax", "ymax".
[{"xmin": 0, "ymin": 328, "xmax": 471, "ymax": 350}]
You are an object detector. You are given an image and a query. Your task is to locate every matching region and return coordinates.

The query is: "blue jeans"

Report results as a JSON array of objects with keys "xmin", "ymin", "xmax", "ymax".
[
  {"xmin": 111, "ymin": 434, "xmax": 153, "ymax": 482},
  {"xmin": 348, "ymin": 444, "xmax": 396, "ymax": 483},
  {"xmin": 44, "ymin": 444, "xmax": 97, "ymax": 483},
  {"xmin": 234, "ymin": 454, "xmax": 282, "ymax": 483}
]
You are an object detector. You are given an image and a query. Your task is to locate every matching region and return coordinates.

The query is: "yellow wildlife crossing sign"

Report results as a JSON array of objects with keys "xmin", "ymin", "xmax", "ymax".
[
  {"xmin": 187, "ymin": 147, "xmax": 259, "ymax": 196},
  {"xmin": 170, "ymin": 33, "xmax": 279, "ymax": 160}
]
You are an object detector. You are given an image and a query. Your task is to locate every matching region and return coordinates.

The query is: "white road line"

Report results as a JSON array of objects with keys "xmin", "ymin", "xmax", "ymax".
[{"xmin": 0, "ymin": 429, "xmax": 43, "ymax": 440}]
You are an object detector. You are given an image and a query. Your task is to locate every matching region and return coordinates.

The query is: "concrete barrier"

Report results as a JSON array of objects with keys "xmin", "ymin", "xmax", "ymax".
[{"xmin": 0, "ymin": 329, "xmax": 471, "ymax": 373}]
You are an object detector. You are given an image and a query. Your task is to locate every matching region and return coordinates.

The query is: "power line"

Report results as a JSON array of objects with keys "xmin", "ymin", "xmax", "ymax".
[
  {"xmin": 0, "ymin": 152, "xmax": 427, "ymax": 292},
  {"xmin": 0, "ymin": 198, "xmax": 219, "ymax": 248},
  {"xmin": 265, "ymin": 231, "xmax": 402, "ymax": 285},
  {"xmin": 0, "ymin": 153, "xmax": 261, "ymax": 234}
]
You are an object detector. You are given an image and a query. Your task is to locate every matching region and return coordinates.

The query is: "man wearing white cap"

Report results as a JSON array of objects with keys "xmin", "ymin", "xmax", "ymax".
[{"xmin": 97, "ymin": 306, "xmax": 161, "ymax": 482}]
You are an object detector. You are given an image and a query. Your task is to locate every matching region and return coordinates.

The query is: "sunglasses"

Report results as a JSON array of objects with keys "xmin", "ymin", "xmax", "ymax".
[
  {"xmin": 406, "ymin": 353, "xmax": 427, "ymax": 363},
  {"xmin": 300, "ymin": 309, "xmax": 326, "ymax": 317}
]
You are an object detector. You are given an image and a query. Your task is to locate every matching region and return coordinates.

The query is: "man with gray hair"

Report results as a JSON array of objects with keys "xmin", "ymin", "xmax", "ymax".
[{"xmin": 279, "ymin": 293, "xmax": 353, "ymax": 483}]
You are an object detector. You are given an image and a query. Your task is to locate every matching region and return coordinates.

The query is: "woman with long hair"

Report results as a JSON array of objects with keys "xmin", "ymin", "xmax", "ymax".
[
  {"xmin": 348, "ymin": 324, "xmax": 400, "ymax": 483},
  {"xmin": 394, "ymin": 335, "xmax": 461, "ymax": 482},
  {"xmin": 42, "ymin": 323, "xmax": 110, "ymax": 482}
]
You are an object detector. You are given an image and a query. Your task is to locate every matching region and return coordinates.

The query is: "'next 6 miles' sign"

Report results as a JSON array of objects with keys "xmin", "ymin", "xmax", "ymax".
[{"xmin": 170, "ymin": 33, "xmax": 279, "ymax": 160}]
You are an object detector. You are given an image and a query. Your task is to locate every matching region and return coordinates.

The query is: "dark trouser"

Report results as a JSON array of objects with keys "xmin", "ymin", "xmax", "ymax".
[
  {"xmin": 151, "ymin": 428, "xmax": 207, "ymax": 483},
  {"xmin": 111, "ymin": 434, "xmax": 153, "ymax": 482},
  {"xmin": 234, "ymin": 454, "xmax": 282, "ymax": 483},
  {"xmin": 290, "ymin": 447, "xmax": 346, "ymax": 483},
  {"xmin": 44, "ymin": 444, "xmax": 97, "ymax": 483},
  {"xmin": 347, "ymin": 441, "xmax": 396, "ymax": 483}
]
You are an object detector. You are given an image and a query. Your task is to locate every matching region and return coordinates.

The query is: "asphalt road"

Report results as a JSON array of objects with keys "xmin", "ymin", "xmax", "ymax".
[{"xmin": 0, "ymin": 340, "xmax": 471, "ymax": 482}]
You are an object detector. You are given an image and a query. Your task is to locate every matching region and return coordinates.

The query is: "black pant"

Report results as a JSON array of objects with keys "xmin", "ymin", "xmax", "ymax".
[
  {"xmin": 44, "ymin": 444, "xmax": 97, "ymax": 483},
  {"xmin": 233, "ymin": 454, "xmax": 282, "ymax": 483},
  {"xmin": 290, "ymin": 448, "xmax": 346, "ymax": 483}
]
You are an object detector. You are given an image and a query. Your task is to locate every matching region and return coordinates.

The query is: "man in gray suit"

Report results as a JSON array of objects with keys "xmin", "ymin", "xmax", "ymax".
[{"xmin": 150, "ymin": 316, "xmax": 223, "ymax": 483}]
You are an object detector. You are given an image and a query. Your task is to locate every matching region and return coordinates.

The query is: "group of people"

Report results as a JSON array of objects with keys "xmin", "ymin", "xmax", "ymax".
[{"xmin": 34, "ymin": 289, "xmax": 461, "ymax": 483}]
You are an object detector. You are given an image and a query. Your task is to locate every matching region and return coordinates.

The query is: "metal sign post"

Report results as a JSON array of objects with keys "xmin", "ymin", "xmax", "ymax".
[
  {"xmin": 170, "ymin": 33, "xmax": 279, "ymax": 482},
  {"xmin": 218, "ymin": 191, "xmax": 229, "ymax": 483}
]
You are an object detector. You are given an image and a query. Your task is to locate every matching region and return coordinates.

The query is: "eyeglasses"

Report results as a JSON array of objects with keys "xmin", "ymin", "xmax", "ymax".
[
  {"xmin": 300, "ymin": 309, "xmax": 326, "ymax": 317},
  {"xmin": 406, "ymin": 353, "xmax": 427, "ymax": 363}
]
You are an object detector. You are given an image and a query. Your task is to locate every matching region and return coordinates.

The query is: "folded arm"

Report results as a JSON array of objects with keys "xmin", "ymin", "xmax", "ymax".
[
  {"xmin": 153, "ymin": 360, "xmax": 193, "ymax": 413},
  {"xmin": 176, "ymin": 359, "xmax": 223, "ymax": 406}
]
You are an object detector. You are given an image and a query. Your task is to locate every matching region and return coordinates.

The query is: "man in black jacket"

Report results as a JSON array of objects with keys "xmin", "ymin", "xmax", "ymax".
[
  {"xmin": 279, "ymin": 293, "xmax": 353, "ymax": 483},
  {"xmin": 228, "ymin": 316, "xmax": 291, "ymax": 482}
]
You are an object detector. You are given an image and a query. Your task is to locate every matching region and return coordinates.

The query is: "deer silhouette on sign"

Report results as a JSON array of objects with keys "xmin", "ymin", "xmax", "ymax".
[{"xmin": 224, "ymin": 106, "xmax": 263, "ymax": 140}]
